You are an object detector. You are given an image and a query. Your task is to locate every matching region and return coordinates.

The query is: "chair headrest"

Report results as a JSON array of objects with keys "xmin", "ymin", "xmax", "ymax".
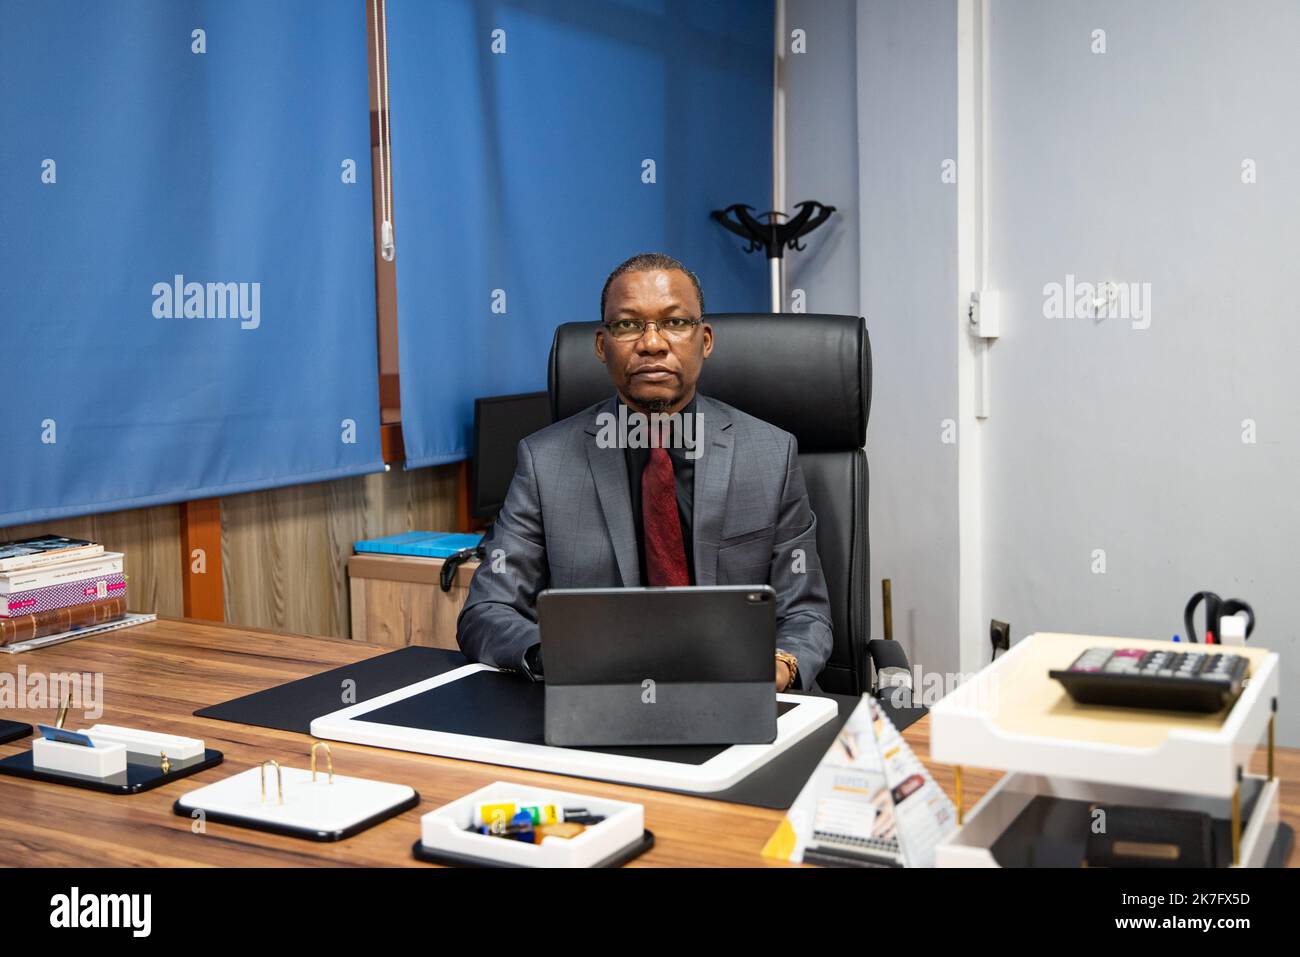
[{"xmin": 548, "ymin": 313, "xmax": 869, "ymax": 450}]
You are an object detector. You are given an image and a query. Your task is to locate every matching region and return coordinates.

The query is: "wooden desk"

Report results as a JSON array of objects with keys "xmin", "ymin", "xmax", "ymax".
[{"xmin": 0, "ymin": 618, "xmax": 1295, "ymax": 867}]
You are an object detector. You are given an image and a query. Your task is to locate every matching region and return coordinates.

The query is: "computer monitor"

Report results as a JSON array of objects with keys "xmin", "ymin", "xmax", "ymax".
[{"xmin": 470, "ymin": 391, "xmax": 552, "ymax": 520}]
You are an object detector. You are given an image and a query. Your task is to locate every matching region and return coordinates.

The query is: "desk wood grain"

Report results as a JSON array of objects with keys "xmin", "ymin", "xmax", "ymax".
[{"xmin": 0, "ymin": 619, "xmax": 1294, "ymax": 867}]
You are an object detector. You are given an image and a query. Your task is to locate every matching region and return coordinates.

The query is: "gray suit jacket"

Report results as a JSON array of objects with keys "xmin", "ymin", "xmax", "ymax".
[{"xmin": 455, "ymin": 392, "xmax": 834, "ymax": 689}]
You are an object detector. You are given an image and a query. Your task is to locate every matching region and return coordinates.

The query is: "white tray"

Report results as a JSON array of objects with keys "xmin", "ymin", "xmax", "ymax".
[
  {"xmin": 936, "ymin": 771, "xmax": 1279, "ymax": 868},
  {"xmin": 418, "ymin": 780, "xmax": 644, "ymax": 868},
  {"xmin": 310, "ymin": 663, "xmax": 839, "ymax": 793},
  {"xmin": 930, "ymin": 633, "xmax": 1279, "ymax": 797}
]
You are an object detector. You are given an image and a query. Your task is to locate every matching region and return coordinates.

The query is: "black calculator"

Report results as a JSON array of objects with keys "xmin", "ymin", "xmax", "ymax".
[{"xmin": 1049, "ymin": 647, "xmax": 1249, "ymax": 713}]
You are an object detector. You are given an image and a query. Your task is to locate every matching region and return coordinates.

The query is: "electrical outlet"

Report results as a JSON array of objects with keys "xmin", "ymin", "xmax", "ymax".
[{"xmin": 990, "ymin": 619, "xmax": 1011, "ymax": 656}]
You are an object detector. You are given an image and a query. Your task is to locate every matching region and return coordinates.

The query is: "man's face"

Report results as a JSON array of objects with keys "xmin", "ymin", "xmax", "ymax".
[{"xmin": 595, "ymin": 268, "xmax": 712, "ymax": 415}]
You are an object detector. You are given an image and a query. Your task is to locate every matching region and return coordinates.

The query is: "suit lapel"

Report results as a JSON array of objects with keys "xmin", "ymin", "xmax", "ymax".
[
  {"xmin": 691, "ymin": 394, "xmax": 734, "ymax": 587},
  {"xmin": 585, "ymin": 398, "xmax": 639, "ymax": 586}
]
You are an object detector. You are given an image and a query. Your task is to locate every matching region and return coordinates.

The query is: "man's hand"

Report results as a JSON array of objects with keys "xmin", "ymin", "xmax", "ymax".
[{"xmin": 776, "ymin": 659, "xmax": 793, "ymax": 692}]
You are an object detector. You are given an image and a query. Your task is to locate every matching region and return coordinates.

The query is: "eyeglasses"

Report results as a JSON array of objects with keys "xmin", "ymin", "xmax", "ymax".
[{"xmin": 603, "ymin": 317, "xmax": 702, "ymax": 341}]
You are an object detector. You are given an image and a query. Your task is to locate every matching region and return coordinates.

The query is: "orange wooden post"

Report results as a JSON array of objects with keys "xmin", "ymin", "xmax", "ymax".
[
  {"xmin": 179, "ymin": 498, "xmax": 225, "ymax": 621},
  {"xmin": 380, "ymin": 421, "xmax": 405, "ymax": 465},
  {"xmin": 456, "ymin": 459, "xmax": 473, "ymax": 533}
]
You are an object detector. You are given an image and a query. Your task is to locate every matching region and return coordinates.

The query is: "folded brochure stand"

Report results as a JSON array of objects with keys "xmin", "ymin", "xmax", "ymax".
[{"xmin": 763, "ymin": 695, "xmax": 957, "ymax": 866}]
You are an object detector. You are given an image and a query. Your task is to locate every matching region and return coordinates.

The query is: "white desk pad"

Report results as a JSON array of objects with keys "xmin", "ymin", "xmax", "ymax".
[{"xmin": 311, "ymin": 664, "xmax": 840, "ymax": 793}]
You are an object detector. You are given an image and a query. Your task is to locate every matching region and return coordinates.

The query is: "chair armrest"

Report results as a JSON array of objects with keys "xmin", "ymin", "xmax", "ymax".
[{"xmin": 867, "ymin": 638, "xmax": 912, "ymax": 692}]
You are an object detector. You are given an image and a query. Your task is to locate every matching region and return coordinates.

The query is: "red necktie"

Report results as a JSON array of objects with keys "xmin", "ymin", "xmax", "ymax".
[{"xmin": 642, "ymin": 446, "xmax": 690, "ymax": 586}]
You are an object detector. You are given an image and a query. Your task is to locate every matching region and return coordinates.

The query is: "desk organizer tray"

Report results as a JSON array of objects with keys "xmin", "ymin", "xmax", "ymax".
[
  {"xmin": 0, "ymin": 720, "xmax": 31, "ymax": 745},
  {"xmin": 936, "ymin": 771, "xmax": 1284, "ymax": 868},
  {"xmin": 413, "ymin": 780, "xmax": 652, "ymax": 868},
  {"xmin": 310, "ymin": 664, "xmax": 840, "ymax": 793},
  {"xmin": 929, "ymin": 633, "xmax": 1279, "ymax": 797},
  {"xmin": 0, "ymin": 746, "xmax": 223, "ymax": 794},
  {"xmin": 174, "ymin": 762, "xmax": 418, "ymax": 842}
]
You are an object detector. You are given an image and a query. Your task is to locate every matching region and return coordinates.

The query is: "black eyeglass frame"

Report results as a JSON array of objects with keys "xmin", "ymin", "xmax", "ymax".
[{"xmin": 602, "ymin": 317, "xmax": 704, "ymax": 341}]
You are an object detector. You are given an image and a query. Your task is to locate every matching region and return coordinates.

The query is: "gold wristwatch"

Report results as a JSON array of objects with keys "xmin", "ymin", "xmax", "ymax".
[{"xmin": 775, "ymin": 650, "xmax": 799, "ymax": 688}]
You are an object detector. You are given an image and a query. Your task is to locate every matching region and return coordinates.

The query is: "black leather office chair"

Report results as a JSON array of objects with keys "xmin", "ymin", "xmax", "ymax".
[{"xmin": 548, "ymin": 313, "xmax": 873, "ymax": 695}]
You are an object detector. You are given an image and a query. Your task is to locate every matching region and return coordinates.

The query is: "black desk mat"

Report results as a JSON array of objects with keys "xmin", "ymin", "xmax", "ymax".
[
  {"xmin": 195, "ymin": 647, "xmax": 928, "ymax": 810},
  {"xmin": 0, "ymin": 720, "xmax": 32, "ymax": 745},
  {"xmin": 195, "ymin": 646, "xmax": 464, "ymax": 733}
]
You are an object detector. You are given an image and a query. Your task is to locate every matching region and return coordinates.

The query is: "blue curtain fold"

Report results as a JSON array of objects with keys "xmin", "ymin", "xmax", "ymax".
[
  {"xmin": 387, "ymin": 0, "xmax": 774, "ymax": 468},
  {"xmin": 0, "ymin": 1, "xmax": 384, "ymax": 526}
]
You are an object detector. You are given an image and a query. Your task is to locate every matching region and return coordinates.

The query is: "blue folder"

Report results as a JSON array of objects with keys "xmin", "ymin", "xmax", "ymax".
[{"xmin": 354, "ymin": 532, "xmax": 484, "ymax": 559}]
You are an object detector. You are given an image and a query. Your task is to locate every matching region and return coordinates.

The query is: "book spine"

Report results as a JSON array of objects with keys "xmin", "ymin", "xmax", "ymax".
[
  {"xmin": 0, "ymin": 574, "xmax": 127, "ymax": 617},
  {"xmin": 0, "ymin": 553, "xmax": 125, "ymax": 593},
  {"xmin": 0, "ymin": 595, "xmax": 126, "ymax": 646},
  {"xmin": 0, "ymin": 544, "xmax": 105, "ymax": 573}
]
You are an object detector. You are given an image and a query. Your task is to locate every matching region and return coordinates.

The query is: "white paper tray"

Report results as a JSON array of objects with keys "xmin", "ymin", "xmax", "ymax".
[
  {"xmin": 936, "ymin": 771, "xmax": 1279, "ymax": 868},
  {"xmin": 929, "ymin": 633, "xmax": 1279, "ymax": 797}
]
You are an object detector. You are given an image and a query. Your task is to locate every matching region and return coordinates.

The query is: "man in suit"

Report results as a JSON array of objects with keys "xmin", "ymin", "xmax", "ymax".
[{"xmin": 456, "ymin": 252, "xmax": 833, "ymax": 691}]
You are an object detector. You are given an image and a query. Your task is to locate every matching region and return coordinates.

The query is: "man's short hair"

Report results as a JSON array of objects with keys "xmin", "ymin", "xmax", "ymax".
[{"xmin": 600, "ymin": 252, "xmax": 705, "ymax": 322}]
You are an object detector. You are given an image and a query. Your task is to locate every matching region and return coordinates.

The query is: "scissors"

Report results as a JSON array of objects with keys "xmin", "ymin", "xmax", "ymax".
[{"xmin": 1183, "ymin": 591, "xmax": 1254, "ymax": 644}]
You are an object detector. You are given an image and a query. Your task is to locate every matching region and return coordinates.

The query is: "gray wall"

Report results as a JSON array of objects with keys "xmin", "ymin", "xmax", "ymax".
[
  {"xmin": 786, "ymin": 0, "xmax": 1298, "ymax": 743},
  {"xmin": 785, "ymin": 0, "xmax": 961, "ymax": 678},
  {"xmin": 856, "ymin": 0, "xmax": 961, "ymax": 679},
  {"xmin": 782, "ymin": 0, "xmax": 860, "ymax": 317},
  {"xmin": 984, "ymin": 0, "xmax": 1300, "ymax": 743}
]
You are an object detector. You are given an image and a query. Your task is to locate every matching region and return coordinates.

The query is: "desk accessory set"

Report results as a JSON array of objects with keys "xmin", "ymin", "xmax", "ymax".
[{"xmin": 0, "ymin": 693, "xmax": 223, "ymax": 794}]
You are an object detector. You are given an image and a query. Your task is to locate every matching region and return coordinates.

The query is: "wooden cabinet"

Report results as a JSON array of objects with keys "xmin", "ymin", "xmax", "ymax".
[{"xmin": 347, "ymin": 553, "xmax": 479, "ymax": 649}]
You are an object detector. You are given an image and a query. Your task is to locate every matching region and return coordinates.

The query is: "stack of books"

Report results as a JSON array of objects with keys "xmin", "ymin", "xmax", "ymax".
[{"xmin": 0, "ymin": 536, "xmax": 127, "ymax": 647}]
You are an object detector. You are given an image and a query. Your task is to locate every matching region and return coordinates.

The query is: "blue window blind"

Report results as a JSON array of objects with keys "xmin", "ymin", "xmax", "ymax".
[
  {"xmin": 0, "ymin": 1, "xmax": 384, "ymax": 526},
  {"xmin": 386, "ymin": 0, "xmax": 774, "ymax": 468}
]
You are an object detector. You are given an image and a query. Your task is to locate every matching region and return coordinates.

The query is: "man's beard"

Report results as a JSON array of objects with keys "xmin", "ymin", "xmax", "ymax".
[
  {"xmin": 625, "ymin": 381, "xmax": 684, "ymax": 414},
  {"xmin": 639, "ymin": 396, "xmax": 677, "ymax": 414}
]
